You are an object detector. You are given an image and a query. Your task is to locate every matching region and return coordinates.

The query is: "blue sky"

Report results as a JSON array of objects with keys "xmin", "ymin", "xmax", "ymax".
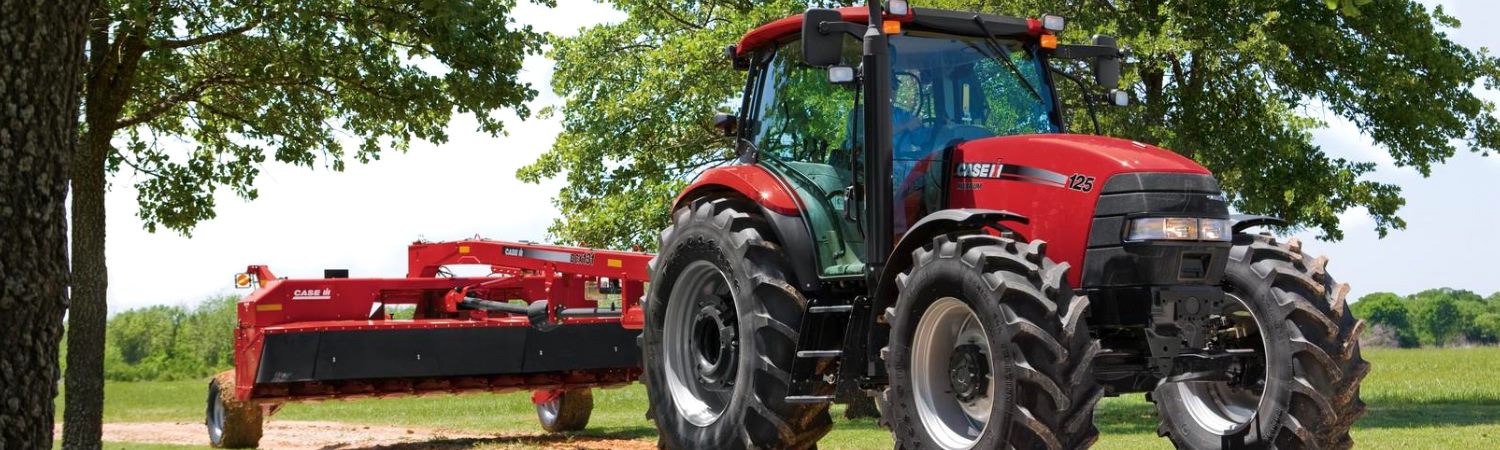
[{"xmin": 99, "ymin": 0, "xmax": 1500, "ymax": 311}]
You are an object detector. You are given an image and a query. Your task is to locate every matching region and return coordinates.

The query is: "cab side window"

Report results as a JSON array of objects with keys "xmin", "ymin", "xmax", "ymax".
[{"xmin": 750, "ymin": 40, "xmax": 861, "ymax": 166}]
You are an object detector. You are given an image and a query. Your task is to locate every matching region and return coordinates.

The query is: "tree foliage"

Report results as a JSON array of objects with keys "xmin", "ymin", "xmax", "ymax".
[
  {"xmin": 102, "ymin": 296, "xmax": 239, "ymax": 381},
  {"xmin": 530, "ymin": 0, "xmax": 1499, "ymax": 249},
  {"xmin": 1350, "ymin": 292, "xmax": 1416, "ymax": 346},
  {"xmin": 93, "ymin": 0, "xmax": 550, "ymax": 232},
  {"xmin": 66, "ymin": 1, "xmax": 549, "ymax": 447},
  {"xmin": 520, "ymin": 1, "xmax": 834, "ymax": 249},
  {"xmin": 1353, "ymin": 289, "xmax": 1500, "ymax": 348},
  {"xmin": 1417, "ymin": 296, "xmax": 1464, "ymax": 347}
]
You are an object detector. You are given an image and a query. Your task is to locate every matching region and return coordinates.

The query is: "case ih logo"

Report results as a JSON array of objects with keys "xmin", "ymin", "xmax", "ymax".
[
  {"xmin": 955, "ymin": 162, "xmax": 1001, "ymax": 179},
  {"xmin": 292, "ymin": 288, "xmax": 332, "ymax": 300},
  {"xmin": 954, "ymin": 160, "xmax": 1093, "ymax": 192}
]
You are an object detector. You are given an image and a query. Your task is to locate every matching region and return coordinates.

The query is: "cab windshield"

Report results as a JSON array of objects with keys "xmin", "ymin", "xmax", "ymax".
[{"xmin": 887, "ymin": 31, "xmax": 1059, "ymax": 162}]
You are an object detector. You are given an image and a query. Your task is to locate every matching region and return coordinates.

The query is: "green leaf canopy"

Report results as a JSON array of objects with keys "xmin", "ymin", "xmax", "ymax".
[
  {"xmin": 528, "ymin": 0, "xmax": 1499, "ymax": 248},
  {"xmin": 96, "ymin": 0, "xmax": 552, "ymax": 233}
]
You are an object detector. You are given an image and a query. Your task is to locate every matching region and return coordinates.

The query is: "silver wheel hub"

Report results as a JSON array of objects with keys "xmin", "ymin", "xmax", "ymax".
[
  {"xmin": 1174, "ymin": 293, "xmax": 1270, "ymax": 435},
  {"xmin": 663, "ymin": 261, "xmax": 738, "ymax": 427},
  {"xmin": 912, "ymin": 297, "xmax": 994, "ymax": 450},
  {"xmin": 207, "ymin": 389, "xmax": 225, "ymax": 443},
  {"xmin": 538, "ymin": 396, "xmax": 560, "ymax": 424}
]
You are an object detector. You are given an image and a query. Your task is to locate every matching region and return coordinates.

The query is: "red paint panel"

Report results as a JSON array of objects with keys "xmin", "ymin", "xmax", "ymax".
[
  {"xmin": 945, "ymin": 134, "xmax": 1211, "ymax": 286},
  {"xmin": 675, "ymin": 165, "xmax": 802, "ymax": 216},
  {"xmin": 232, "ymin": 239, "xmax": 656, "ymax": 401},
  {"xmin": 736, "ymin": 7, "xmax": 914, "ymax": 56}
]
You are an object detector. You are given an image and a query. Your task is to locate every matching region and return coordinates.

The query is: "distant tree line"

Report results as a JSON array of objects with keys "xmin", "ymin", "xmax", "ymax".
[
  {"xmin": 80, "ymin": 295, "xmax": 239, "ymax": 381},
  {"xmin": 84, "ymin": 287, "xmax": 1500, "ymax": 382},
  {"xmin": 1352, "ymin": 288, "xmax": 1500, "ymax": 348}
]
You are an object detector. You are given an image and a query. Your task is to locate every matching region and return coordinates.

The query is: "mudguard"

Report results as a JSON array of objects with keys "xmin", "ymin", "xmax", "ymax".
[
  {"xmin": 674, "ymin": 166, "xmax": 821, "ymax": 292},
  {"xmin": 1229, "ymin": 214, "xmax": 1288, "ymax": 234}
]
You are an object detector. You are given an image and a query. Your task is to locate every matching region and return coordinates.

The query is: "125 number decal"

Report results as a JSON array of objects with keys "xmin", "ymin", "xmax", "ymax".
[{"xmin": 1066, "ymin": 174, "xmax": 1096, "ymax": 192}]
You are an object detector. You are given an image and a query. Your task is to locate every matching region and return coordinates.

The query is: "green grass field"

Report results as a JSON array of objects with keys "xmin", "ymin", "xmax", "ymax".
[{"xmin": 64, "ymin": 347, "xmax": 1500, "ymax": 449}]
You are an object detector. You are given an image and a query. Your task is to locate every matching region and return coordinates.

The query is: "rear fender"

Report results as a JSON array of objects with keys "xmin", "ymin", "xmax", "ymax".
[
  {"xmin": 674, "ymin": 166, "xmax": 801, "ymax": 216},
  {"xmin": 675, "ymin": 166, "xmax": 820, "ymax": 292}
]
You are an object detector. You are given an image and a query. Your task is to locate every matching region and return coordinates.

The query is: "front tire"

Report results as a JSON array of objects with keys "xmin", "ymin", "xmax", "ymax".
[
  {"xmin": 206, "ymin": 372, "xmax": 262, "ymax": 449},
  {"xmin": 885, "ymin": 235, "xmax": 1101, "ymax": 450},
  {"xmin": 644, "ymin": 198, "xmax": 832, "ymax": 449},
  {"xmin": 1154, "ymin": 234, "xmax": 1370, "ymax": 449}
]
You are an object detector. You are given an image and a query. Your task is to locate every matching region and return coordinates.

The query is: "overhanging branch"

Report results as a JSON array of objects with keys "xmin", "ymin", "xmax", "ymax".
[
  {"xmin": 113, "ymin": 74, "xmax": 303, "ymax": 129},
  {"xmin": 113, "ymin": 75, "xmax": 226, "ymax": 129},
  {"xmin": 154, "ymin": 20, "xmax": 259, "ymax": 49}
]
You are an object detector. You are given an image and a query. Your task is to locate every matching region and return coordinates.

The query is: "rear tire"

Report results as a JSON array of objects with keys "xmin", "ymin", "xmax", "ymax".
[
  {"xmin": 537, "ymin": 389, "xmax": 593, "ymax": 432},
  {"xmin": 644, "ymin": 197, "xmax": 832, "ymax": 450},
  {"xmin": 884, "ymin": 234, "xmax": 1101, "ymax": 450},
  {"xmin": 206, "ymin": 372, "xmax": 262, "ymax": 449},
  {"xmin": 1154, "ymin": 234, "xmax": 1370, "ymax": 449}
]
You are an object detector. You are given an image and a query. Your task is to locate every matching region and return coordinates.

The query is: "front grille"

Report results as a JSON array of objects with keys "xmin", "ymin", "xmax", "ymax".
[
  {"xmin": 1080, "ymin": 173, "xmax": 1231, "ymax": 327},
  {"xmin": 1079, "ymin": 173, "xmax": 1230, "ymax": 288}
]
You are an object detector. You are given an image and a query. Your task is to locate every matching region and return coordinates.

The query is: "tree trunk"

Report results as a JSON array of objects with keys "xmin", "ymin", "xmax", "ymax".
[
  {"xmin": 62, "ymin": 130, "xmax": 111, "ymax": 450},
  {"xmin": 0, "ymin": 0, "xmax": 92, "ymax": 448}
]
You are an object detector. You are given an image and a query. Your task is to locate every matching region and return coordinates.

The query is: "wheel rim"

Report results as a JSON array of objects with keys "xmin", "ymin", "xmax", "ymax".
[
  {"xmin": 537, "ymin": 396, "xmax": 561, "ymax": 425},
  {"xmin": 1174, "ymin": 292, "xmax": 1269, "ymax": 435},
  {"xmin": 912, "ymin": 297, "xmax": 994, "ymax": 450},
  {"xmin": 663, "ymin": 260, "xmax": 738, "ymax": 427},
  {"xmin": 207, "ymin": 387, "xmax": 225, "ymax": 443}
]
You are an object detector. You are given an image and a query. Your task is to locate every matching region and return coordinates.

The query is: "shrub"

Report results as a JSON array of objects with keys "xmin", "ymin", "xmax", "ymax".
[{"xmin": 102, "ymin": 294, "xmax": 240, "ymax": 381}]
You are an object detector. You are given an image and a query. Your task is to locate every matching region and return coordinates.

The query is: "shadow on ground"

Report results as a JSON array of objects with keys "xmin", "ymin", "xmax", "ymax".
[
  {"xmin": 316, "ymin": 394, "xmax": 1500, "ymax": 449},
  {"xmin": 1357, "ymin": 394, "xmax": 1500, "ymax": 429},
  {"xmin": 319, "ymin": 426, "xmax": 657, "ymax": 450},
  {"xmin": 1093, "ymin": 392, "xmax": 1500, "ymax": 434}
]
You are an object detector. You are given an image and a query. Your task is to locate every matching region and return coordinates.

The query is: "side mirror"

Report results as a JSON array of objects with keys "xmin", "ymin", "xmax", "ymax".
[
  {"xmin": 802, "ymin": 8, "xmax": 845, "ymax": 67},
  {"xmin": 1092, "ymin": 35, "xmax": 1121, "ymax": 90},
  {"xmin": 713, "ymin": 113, "xmax": 737, "ymax": 137},
  {"xmin": 1107, "ymin": 89, "xmax": 1129, "ymax": 107}
]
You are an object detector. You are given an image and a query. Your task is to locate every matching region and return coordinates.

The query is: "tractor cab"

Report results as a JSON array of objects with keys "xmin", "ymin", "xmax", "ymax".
[{"xmin": 722, "ymin": 6, "xmax": 1123, "ymax": 275}]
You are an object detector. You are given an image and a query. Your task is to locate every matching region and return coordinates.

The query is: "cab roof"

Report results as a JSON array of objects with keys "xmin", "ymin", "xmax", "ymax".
[{"xmin": 735, "ymin": 7, "xmax": 1044, "ymax": 57}]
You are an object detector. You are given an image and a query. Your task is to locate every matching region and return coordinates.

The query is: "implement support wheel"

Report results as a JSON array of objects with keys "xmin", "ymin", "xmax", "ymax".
[
  {"xmin": 535, "ymin": 389, "xmax": 594, "ymax": 432},
  {"xmin": 206, "ymin": 371, "xmax": 263, "ymax": 448}
]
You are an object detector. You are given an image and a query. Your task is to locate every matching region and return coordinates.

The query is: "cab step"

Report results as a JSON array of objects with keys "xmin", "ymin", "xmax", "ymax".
[
  {"xmin": 784, "ymin": 395, "xmax": 836, "ymax": 404},
  {"xmin": 796, "ymin": 350, "xmax": 843, "ymax": 358}
]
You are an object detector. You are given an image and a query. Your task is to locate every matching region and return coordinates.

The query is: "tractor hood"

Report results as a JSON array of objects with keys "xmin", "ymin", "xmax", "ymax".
[
  {"xmin": 950, "ymin": 134, "xmax": 1211, "ymax": 179},
  {"xmin": 939, "ymin": 134, "xmax": 1221, "ymax": 288}
]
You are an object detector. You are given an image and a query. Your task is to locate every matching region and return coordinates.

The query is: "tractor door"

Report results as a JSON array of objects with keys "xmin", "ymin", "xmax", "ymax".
[{"xmin": 746, "ymin": 38, "xmax": 867, "ymax": 277}]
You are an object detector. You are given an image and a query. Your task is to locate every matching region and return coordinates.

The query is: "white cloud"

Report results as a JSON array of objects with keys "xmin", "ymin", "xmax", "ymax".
[
  {"xmin": 1307, "ymin": 110, "xmax": 1397, "ymax": 172},
  {"xmin": 1335, "ymin": 207, "xmax": 1373, "ymax": 231},
  {"xmin": 516, "ymin": 0, "xmax": 625, "ymax": 37}
]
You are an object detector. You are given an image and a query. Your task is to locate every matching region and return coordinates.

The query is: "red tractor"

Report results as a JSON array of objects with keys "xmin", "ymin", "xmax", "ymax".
[{"xmin": 641, "ymin": 2, "xmax": 1369, "ymax": 449}]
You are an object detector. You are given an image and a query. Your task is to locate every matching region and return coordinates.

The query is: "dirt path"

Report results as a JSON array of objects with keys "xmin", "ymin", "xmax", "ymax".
[{"xmin": 56, "ymin": 421, "xmax": 657, "ymax": 450}]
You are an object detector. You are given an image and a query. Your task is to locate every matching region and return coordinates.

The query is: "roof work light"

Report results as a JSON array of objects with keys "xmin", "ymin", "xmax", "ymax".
[
  {"xmin": 887, "ymin": 0, "xmax": 910, "ymax": 17},
  {"xmin": 1041, "ymin": 14, "xmax": 1066, "ymax": 32}
]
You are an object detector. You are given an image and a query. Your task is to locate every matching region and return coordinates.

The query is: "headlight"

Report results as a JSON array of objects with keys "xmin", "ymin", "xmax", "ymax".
[
  {"xmin": 1126, "ymin": 218, "xmax": 1231, "ymax": 242},
  {"xmin": 1199, "ymin": 218, "xmax": 1228, "ymax": 241}
]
